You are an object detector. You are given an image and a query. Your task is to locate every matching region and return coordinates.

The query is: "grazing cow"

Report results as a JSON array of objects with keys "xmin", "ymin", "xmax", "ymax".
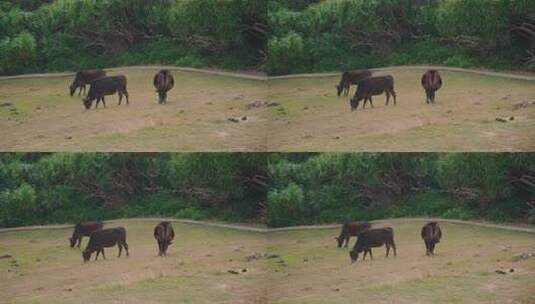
[
  {"xmin": 349, "ymin": 75, "xmax": 396, "ymax": 111},
  {"xmin": 154, "ymin": 221, "xmax": 175, "ymax": 256},
  {"xmin": 153, "ymin": 70, "xmax": 174, "ymax": 104},
  {"xmin": 336, "ymin": 69, "xmax": 373, "ymax": 96},
  {"xmin": 82, "ymin": 227, "xmax": 129, "ymax": 262},
  {"xmin": 69, "ymin": 221, "xmax": 103, "ymax": 248},
  {"xmin": 421, "ymin": 222, "xmax": 442, "ymax": 256},
  {"xmin": 421, "ymin": 70, "xmax": 442, "ymax": 104},
  {"xmin": 349, "ymin": 227, "xmax": 397, "ymax": 263},
  {"xmin": 335, "ymin": 221, "xmax": 372, "ymax": 248},
  {"xmin": 69, "ymin": 69, "xmax": 106, "ymax": 96},
  {"xmin": 82, "ymin": 75, "xmax": 129, "ymax": 109}
]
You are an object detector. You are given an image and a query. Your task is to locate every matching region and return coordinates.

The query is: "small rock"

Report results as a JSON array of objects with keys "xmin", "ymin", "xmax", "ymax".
[
  {"xmin": 228, "ymin": 270, "xmax": 239, "ymax": 275},
  {"xmin": 228, "ymin": 118, "xmax": 239, "ymax": 123},
  {"xmin": 495, "ymin": 270, "xmax": 507, "ymax": 275},
  {"xmin": 265, "ymin": 254, "xmax": 280, "ymax": 259},
  {"xmin": 65, "ymin": 288, "xmax": 72, "ymax": 292},
  {"xmin": 205, "ymin": 254, "xmax": 213, "ymax": 257},
  {"xmin": 241, "ymin": 116, "xmax": 247, "ymax": 121},
  {"xmin": 0, "ymin": 102, "xmax": 12, "ymax": 107},
  {"xmin": 303, "ymin": 258, "xmax": 309, "ymax": 262},
  {"xmin": 509, "ymin": 268, "xmax": 514, "ymax": 273},
  {"xmin": 35, "ymin": 106, "xmax": 42, "ymax": 110},
  {"xmin": 242, "ymin": 268, "xmax": 247, "ymax": 273},
  {"xmin": 333, "ymin": 288, "xmax": 340, "ymax": 292},
  {"xmin": 0, "ymin": 254, "xmax": 12, "ymax": 259},
  {"xmin": 496, "ymin": 118, "xmax": 507, "ymax": 123},
  {"xmin": 35, "ymin": 258, "xmax": 41, "ymax": 262},
  {"xmin": 65, "ymin": 136, "xmax": 72, "ymax": 140},
  {"xmin": 179, "ymin": 110, "xmax": 185, "ymax": 113},
  {"xmin": 333, "ymin": 136, "xmax": 340, "ymax": 140},
  {"xmin": 303, "ymin": 106, "xmax": 309, "ymax": 110},
  {"xmin": 509, "ymin": 116, "xmax": 514, "ymax": 121}
]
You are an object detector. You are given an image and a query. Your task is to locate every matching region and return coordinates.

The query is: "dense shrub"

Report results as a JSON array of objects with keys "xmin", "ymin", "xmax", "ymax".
[
  {"xmin": 267, "ymin": 0, "xmax": 535, "ymax": 75},
  {"xmin": 0, "ymin": 0, "xmax": 266, "ymax": 75}
]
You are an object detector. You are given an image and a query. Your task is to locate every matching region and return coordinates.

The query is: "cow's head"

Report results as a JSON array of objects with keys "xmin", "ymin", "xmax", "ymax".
[
  {"xmin": 349, "ymin": 97, "xmax": 360, "ymax": 111},
  {"xmin": 69, "ymin": 236, "xmax": 77, "ymax": 248},
  {"xmin": 69, "ymin": 82, "xmax": 78, "ymax": 96},
  {"xmin": 349, "ymin": 249, "xmax": 359, "ymax": 263},
  {"xmin": 82, "ymin": 250, "xmax": 92, "ymax": 262},
  {"xmin": 83, "ymin": 96, "xmax": 93, "ymax": 109},
  {"xmin": 336, "ymin": 84, "xmax": 344, "ymax": 97},
  {"xmin": 335, "ymin": 236, "xmax": 344, "ymax": 248}
]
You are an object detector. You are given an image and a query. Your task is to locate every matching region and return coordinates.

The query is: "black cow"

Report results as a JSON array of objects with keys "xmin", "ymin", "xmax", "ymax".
[
  {"xmin": 154, "ymin": 221, "xmax": 175, "ymax": 256},
  {"xmin": 349, "ymin": 75, "xmax": 396, "ymax": 111},
  {"xmin": 421, "ymin": 222, "xmax": 442, "ymax": 256},
  {"xmin": 336, "ymin": 69, "xmax": 373, "ymax": 96},
  {"xmin": 153, "ymin": 70, "xmax": 174, "ymax": 104},
  {"xmin": 69, "ymin": 221, "xmax": 103, "ymax": 248},
  {"xmin": 349, "ymin": 227, "xmax": 397, "ymax": 263},
  {"xmin": 82, "ymin": 75, "xmax": 129, "ymax": 109},
  {"xmin": 421, "ymin": 70, "xmax": 442, "ymax": 104},
  {"xmin": 69, "ymin": 70, "xmax": 106, "ymax": 96},
  {"xmin": 335, "ymin": 221, "xmax": 371, "ymax": 248},
  {"xmin": 82, "ymin": 227, "xmax": 129, "ymax": 262}
]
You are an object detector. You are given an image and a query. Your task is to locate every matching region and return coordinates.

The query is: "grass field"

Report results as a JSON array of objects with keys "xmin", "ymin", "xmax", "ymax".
[
  {"xmin": 267, "ymin": 69, "xmax": 535, "ymax": 151},
  {"xmin": 0, "ymin": 221, "xmax": 268, "ymax": 304},
  {"xmin": 0, "ymin": 68, "xmax": 267, "ymax": 151},
  {"xmin": 1, "ymin": 220, "xmax": 534, "ymax": 303}
]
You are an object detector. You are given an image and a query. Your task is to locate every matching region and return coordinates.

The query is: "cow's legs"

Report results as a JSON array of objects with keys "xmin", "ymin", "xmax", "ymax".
[
  {"xmin": 368, "ymin": 249, "xmax": 373, "ymax": 260},
  {"xmin": 391, "ymin": 241, "xmax": 397, "ymax": 256},
  {"xmin": 95, "ymin": 250, "xmax": 100, "ymax": 260},
  {"xmin": 123, "ymin": 241, "xmax": 129, "ymax": 256},
  {"xmin": 77, "ymin": 236, "xmax": 82, "ymax": 248},
  {"xmin": 385, "ymin": 244, "xmax": 390, "ymax": 257},
  {"xmin": 430, "ymin": 242, "xmax": 435, "ymax": 255},
  {"xmin": 344, "ymin": 236, "xmax": 350, "ymax": 248},
  {"xmin": 392, "ymin": 89, "xmax": 397, "ymax": 105},
  {"xmin": 118, "ymin": 244, "xmax": 123, "ymax": 257},
  {"xmin": 430, "ymin": 91, "xmax": 435, "ymax": 103},
  {"xmin": 368, "ymin": 97, "xmax": 374, "ymax": 108},
  {"xmin": 385, "ymin": 91, "xmax": 391, "ymax": 106},
  {"xmin": 101, "ymin": 249, "xmax": 106, "ymax": 260},
  {"xmin": 158, "ymin": 240, "xmax": 163, "ymax": 256}
]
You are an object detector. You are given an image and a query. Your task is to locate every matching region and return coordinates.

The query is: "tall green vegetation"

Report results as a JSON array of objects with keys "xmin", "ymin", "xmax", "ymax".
[
  {"xmin": 0, "ymin": 153, "xmax": 267, "ymax": 227},
  {"xmin": 0, "ymin": 0, "xmax": 266, "ymax": 75},
  {"xmin": 267, "ymin": 153, "xmax": 535, "ymax": 226},
  {"xmin": 267, "ymin": 0, "xmax": 535, "ymax": 75},
  {"xmin": 1, "ymin": 153, "xmax": 533, "ymax": 228}
]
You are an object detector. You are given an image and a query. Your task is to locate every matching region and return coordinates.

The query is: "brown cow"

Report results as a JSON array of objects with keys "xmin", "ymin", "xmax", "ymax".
[
  {"xmin": 421, "ymin": 222, "xmax": 442, "ymax": 255},
  {"xmin": 335, "ymin": 221, "xmax": 371, "ymax": 248},
  {"xmin": 154, "ymin": 221, "xmax": 175, "ymax": 256},
  {"xmin": 153, "ymin": 70, "xmax": 174, "ymax": 104},
  {"xmin": 82, "ymin": 227, "xmax": 129, "ymax": 262},
  {"xmin": 83, "ymin": 75, "xmax": 129, "ymax": 109},
  {"xmin": 336, "ymin": 69, "xmax": 373, "ymax": 96},
  {"xmin": 349, "ymin": 227, "xmax": 397, "ymax": 263},
  {"xmin": 69, "ymin": 221, "xmax": 103, "ymax": 248},
  {"xmin": 421, "ymin": 70, "xmax": 442, "ymax": 104},
  {"xmin": 69, "ymin": 69, "xmax": 106, "ymax": 96},
  {"xmin": 349, "ymin": 75, "xmax": 396, "ymax": 111}
]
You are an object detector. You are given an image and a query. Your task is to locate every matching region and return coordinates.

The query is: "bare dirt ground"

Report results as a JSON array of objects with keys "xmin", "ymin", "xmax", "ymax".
[
  {"xmin": 267, "ymin": 68, "xmax": 535, "ymax": 151},
  {"xmin": 1, "ymin": 219, "xmax": 533, "ymax": 303},
  {"xmin": 0, "ymin": 221, "xmax": 268, "ymax": 304},
  {"xmin": 0, "ymin": 68, "xmax": 267, "ymax": 151}
]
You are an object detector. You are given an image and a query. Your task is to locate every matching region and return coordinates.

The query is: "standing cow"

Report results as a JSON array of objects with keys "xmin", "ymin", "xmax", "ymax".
[
  {"xmin": 421, "ymin": 70, "xmax": 442, "ymax": 104},
  {"xmin": 349, "ymin": 227, "xmax": 397, "ymax": 263},
  {"xmin": 69, "ymin": 69, "xmax": 106, "ymax": 96},
  {"xmin": 83, "ymin": 75, "xmax": 129, "ymax": 109},
  {"xmin": 349, "ymin": 75, "xmax": 397, "ymax": 111},
  {"xmin": 153, "ymin": 70, "xmax": 174, "ymax": 104},
  {"xmin": 335, "ymin": 221, "xmax": 371, "ymax": 248},
  {"xmin": 154, "ymin": 221, "xmax": 175, "ymax": 256},
  {"xmin": 69, "ymin": 221, "xmax": 103, "ymax": 248},
  {"xmin": 421, "ymin": 222, "xmax": 442, "ymax": 256},
  {"xmin": 336, "ymin": 69, "xmax": 373, "ymax": 97},
  {"xmin": 82, "ymin": 227, "xmax": 129, "ymax": 262}
]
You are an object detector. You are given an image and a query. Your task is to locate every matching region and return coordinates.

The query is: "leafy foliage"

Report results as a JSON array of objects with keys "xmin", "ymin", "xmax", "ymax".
[{"xmin": 0, "ymin": 0, "xmax": 266, "ymax": 75}]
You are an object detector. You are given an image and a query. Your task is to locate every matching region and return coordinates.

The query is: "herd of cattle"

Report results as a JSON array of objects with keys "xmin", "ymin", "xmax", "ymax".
[
  {"xmin": 69, "ymin": 69, "xmax": 174, "ymax": 109},
  {"xmin": 336, "ymin": 221, "xmax": 442, "ymax": 263},
  {"xmin": 337, "ymin": 69, "xmax": 443, "ymax": 111},
  {"xmin": 69, "ymin": 221, "xmax": 174, "ymax": 262},
  {"xmin": 70, "ymin": 220, "xmax": 441, "ymax": 264},
  {"xmin": 70, "ymin": 68, "xmax": 441, "ymax": 112}
]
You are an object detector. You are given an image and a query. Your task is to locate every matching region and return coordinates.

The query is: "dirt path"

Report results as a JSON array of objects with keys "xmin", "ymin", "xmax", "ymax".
[
  {"xmin": 269, "ymin": 65, "xmax": 535, "ymax": 81},
  {"xmin": 2, "ymin": 217, "xmax": 533, "ymax": 234},
  {"xmin": 0, "ymin": 65, "xmax": 267, "ymax": 81}
]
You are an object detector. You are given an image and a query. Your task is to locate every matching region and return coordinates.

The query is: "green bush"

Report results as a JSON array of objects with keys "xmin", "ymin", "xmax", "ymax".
[
  {"xmin": 267, "ymin": 183, "xmax": 305, "ymax": 227},
  {"xmin": 266, "ymin": 31, "xmax": 306, "ymax": 75},
  {"xmin": 175, "ymin": 55, "xmax": 208, "ymax": 68}
]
